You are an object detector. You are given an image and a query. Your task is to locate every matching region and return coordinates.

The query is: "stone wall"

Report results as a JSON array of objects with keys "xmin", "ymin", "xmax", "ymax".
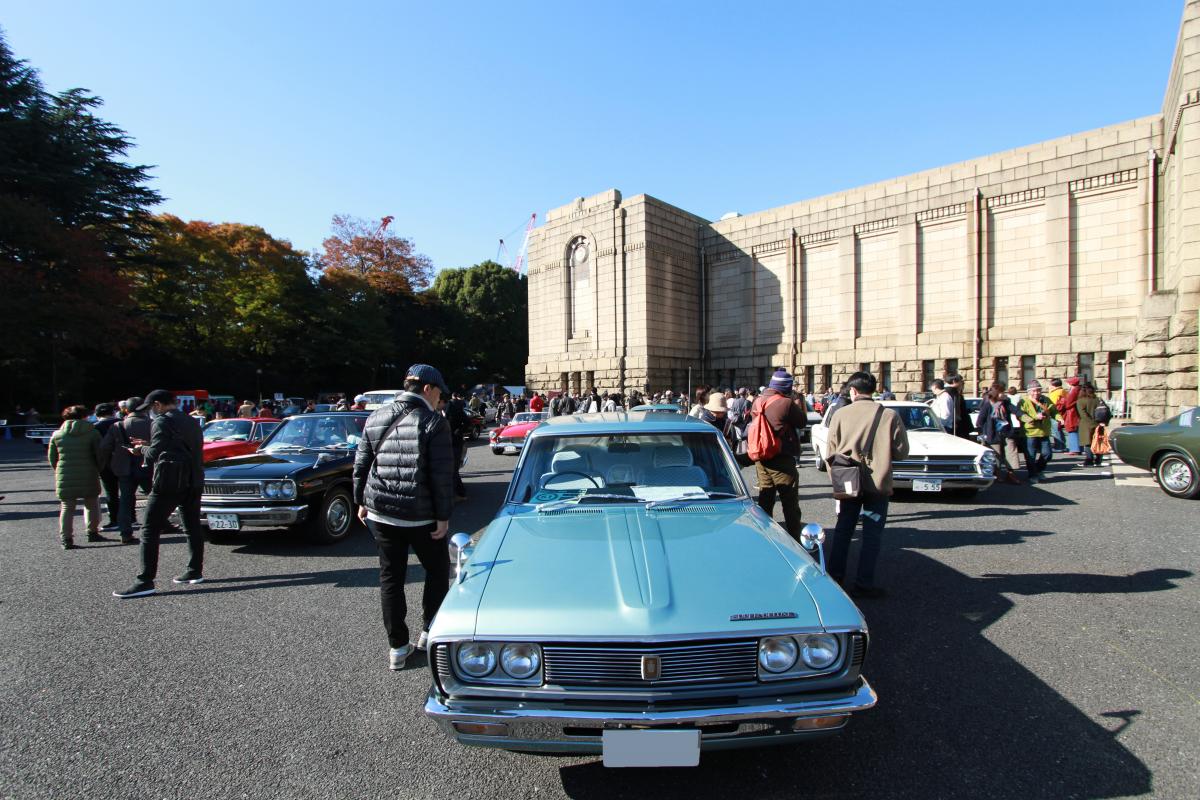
[{"xmin": 525, "ymin": 2, "xmax": 1200, "ymax": 421}]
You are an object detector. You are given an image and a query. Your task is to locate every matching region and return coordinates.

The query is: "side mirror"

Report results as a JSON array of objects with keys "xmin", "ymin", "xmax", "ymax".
[
  {"xmin": 450, "ymin": 532, "xmax": 474, "ymax": 584},
  {"xmin": 799, "ymin": 523, "xmax": 827, "ymax": 573}
]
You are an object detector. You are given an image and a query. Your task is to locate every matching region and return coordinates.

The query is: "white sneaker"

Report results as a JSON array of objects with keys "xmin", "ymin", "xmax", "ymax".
[
  {"xmin": 416, "ymin": 630, "xmax": 430, "ymax": 651},
  {"xmin": 389, "ymin": 644, "xmax": 416, "ymax": 671}
]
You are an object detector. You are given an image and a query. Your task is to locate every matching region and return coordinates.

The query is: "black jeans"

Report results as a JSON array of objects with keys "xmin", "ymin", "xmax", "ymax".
[
  {"xmin": 451, "ymin": 440, "xmax": 466, "ymax": 496},
  {"xmin": 827, "ymin": 494, "xmax": 890, "ymax": 589},
  {"xmin": 370, "ymin": 520, "xmax": 449, "ymax": 649},
  {"xmin": 138, "ymin": 486, "xmax": 203, "ymax": 583},
  {"xmin": 117, "ymin": 473, "xmax": 150, "ymax": 537},
  {"xmin": 100, "ymin": 469, "xmax": 119, "ymax": 524}
]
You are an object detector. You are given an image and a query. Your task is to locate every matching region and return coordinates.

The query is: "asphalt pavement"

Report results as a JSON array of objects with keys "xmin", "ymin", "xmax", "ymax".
[{"xmin": 1, "ymin": 436, "xmax": 1197, "ymax": 800}]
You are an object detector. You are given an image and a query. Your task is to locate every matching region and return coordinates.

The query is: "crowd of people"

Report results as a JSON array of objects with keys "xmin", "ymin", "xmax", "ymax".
[{"xmin": 23, "ymin": 361, "xmax": 1112, "ymax": 669}]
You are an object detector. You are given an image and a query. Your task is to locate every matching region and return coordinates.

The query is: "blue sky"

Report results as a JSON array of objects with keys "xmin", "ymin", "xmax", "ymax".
[{"xmin": 1, "ymin": 1, "xmax": 1184, "ymax": 272}]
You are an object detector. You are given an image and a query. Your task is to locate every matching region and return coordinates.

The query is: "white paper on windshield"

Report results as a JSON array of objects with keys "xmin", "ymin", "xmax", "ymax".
[{"xmin": 632, "ymin": 486, "xmax": 705, "ymax": 501}]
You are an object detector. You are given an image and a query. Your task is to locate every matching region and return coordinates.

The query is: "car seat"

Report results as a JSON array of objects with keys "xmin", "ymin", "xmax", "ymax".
[
  {"xmin": 605, "ymin": 463, "xmax": 636, "ymax": 485},
  {"xmin": 638, "ymin": 446, "xmax": 708, "ymax": 487},
  {"xmin": 539, "ymin": 449, "xmax": 604, "ymax": 490}
]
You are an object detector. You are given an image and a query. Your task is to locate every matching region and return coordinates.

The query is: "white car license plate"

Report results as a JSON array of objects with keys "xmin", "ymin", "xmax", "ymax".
[
  {"xmin": 208, "ymin": 513, "xmax": 240, "ymax": 530},
  {"xmin": 602, "ymin": 729, "xmax": 700, "ymax": 768},
  {"xmin": 913, "ymin": 478, "xmax": 942, "ymax": 492}
]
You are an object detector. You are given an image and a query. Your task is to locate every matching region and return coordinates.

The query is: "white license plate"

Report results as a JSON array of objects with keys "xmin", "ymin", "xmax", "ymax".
[
  {"xmin": 602, "ymin": 729, "xmax": 700, "ymax": 768},
  {"xmin": 208, "ymin": 513, "xmax": 240, "ymax": 530},
  {"xmin": 913, "ymin": 478, "xmax": 943, "ymax": 492}
]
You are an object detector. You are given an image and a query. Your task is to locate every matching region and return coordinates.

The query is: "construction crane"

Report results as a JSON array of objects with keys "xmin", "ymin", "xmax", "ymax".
[{"xmin": 496, "ymin": 213, "xmax": 537, "ymax": 275}]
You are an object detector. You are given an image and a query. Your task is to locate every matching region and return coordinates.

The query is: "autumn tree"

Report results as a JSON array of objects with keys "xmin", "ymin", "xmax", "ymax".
[
  {"xmin": 129, "ymin": 215, "xmax": 317, "ymax": 361},
  {"xmin": 317, "ymin": 214, "xmax": 433, "ymax": 296}
]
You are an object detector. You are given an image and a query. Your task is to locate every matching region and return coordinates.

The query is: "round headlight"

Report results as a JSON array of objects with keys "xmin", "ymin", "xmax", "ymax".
[
  {"xmin": 499, "ymin": 643, "xmax": 541, "ymax": 679},
  {"xmin": 758, "ymin": 636, "xmax": 799, "ymax": 673},
  {"xmin": 456, "ymin": 642, "xmax": 496, "ymax": 678},
  {"xmin": 263, "ymin": 481, "xmax": 280, "ymax": 498},
  {"xmin": 799, "ymin": 634, "xmax": 840, "ymax": 670},
  {"xmin": 279, "ymin": 481, "xmax": 297, "ymax": 499}
]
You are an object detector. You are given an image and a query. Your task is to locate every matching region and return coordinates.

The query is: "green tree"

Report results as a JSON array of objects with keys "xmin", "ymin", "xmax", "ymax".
[
  {"xmin": 431, "ymin": 260, "xmax": 528, "ymax": 386},
  {"xmin": 0, "ymin": 28, "xmax": 161, "ymax": 409}
]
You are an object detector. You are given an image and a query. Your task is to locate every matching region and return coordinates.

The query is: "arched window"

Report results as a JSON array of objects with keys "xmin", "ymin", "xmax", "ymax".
[{"xmin": 568, "ymin": 237, "xmax": 593, "ymax": 338}]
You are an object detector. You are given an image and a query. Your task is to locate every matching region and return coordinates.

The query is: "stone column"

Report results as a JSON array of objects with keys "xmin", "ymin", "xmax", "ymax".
[{"xmin": 1044, "ymin": 185, "xmax": 1071, "ymax": 336}]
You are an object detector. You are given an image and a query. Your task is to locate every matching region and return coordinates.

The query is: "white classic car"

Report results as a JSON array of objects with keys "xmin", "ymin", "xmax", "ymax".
[{"xmin": 811, "ymin": 401, "xmax": 996, "ymax": 495}]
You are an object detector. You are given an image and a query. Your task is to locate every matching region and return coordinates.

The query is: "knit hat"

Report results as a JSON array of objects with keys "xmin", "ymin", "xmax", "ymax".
[
  {"xmin": 768, "ymin": 368, "xmax": 794, "ymax": 392},
  {"xmin": 704, "ymin": 392, "xmax": 728, "ymax": 413},
  {"xmin": 1027, "ymin": 380, "xmax": 1043, "ymax": 390}
]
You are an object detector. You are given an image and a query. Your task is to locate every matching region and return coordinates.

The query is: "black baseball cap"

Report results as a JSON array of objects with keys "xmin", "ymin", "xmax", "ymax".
[
  {"xmin": 405, "ymin": 363, "xmax": 449, "ymax": 395},
  {"xmin": 136, "ymin": 390, "xmax": 176, "ymax": 411}
]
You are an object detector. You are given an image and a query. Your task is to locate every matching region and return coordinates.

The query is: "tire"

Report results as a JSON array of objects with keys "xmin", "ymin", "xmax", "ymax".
[
  {"xmin": 1155, "ymin": 453, "xmax": 1200, "ymax": 499},
  {"xmin": 469, "ymin": 425, "xmax": 481, "ymax": 441},
  {"xmin": 815, "ymin": 446, "xmax": 827, "ymax": 472},
  {"xmin": 492, "ymin": 447, "xmax": 504, "ymax": 456},
  {"xmin": 305, "ymin": 486, "xmax": 356, "ymax": 543}
]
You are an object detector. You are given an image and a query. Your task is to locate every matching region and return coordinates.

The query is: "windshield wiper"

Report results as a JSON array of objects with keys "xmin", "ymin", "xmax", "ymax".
[
  {"xmin": 535, "ymin": 493, "xmax": 643, "ymax": 512},
  {"xmin": 646, "ymin": 491, "xmax": 741, "ymax": 509},
  {"xmin": 265, "ymin": 445, "xmax": 307, "ymax": 452}
]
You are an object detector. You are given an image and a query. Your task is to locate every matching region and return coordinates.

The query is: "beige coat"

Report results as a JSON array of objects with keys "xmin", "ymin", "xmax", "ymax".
[{"xmin": 826, "ymin": 397, "xmax": 910, "ymax": 496}]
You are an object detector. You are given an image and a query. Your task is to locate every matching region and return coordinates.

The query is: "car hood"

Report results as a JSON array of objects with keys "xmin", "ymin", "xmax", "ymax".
[
  {"xmin": 204, "ymin": 451, "xmax": 330, "ymax": 477},
  {"xmin": 465, "ymin": 504, "xmax": 862, "ymax": 640},
  {"xmin": 495, "ymin": 422, "xmax": 538, "ymax": 437},
  {"xmin": 903, "ymin": 430, "xmax": 987, "ymax": 457}
]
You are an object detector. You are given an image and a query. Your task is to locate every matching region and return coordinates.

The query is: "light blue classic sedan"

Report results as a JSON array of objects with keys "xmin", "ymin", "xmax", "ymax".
[{"xmin": 425, "ymin": 412, "xmax": 875, "ymax": 767}]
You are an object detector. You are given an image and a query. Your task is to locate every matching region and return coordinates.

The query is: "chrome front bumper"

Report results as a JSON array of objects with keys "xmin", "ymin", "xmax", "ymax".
[
  {"xmin": 893, "ymin": 472, "xmax": 994, "ymax": 490},
  {"xmin": 199, "ymin": 504, "xmax": 309, "ymax": 527},
  {"xmin": 425, "ymin": 678, "xmax": 876, "ymax": 754}
]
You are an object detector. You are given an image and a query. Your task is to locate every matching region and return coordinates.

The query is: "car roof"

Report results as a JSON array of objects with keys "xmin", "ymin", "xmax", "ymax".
[{"xmin": 529, "ymin": 411, "xmax": 716, "ymax": 438}]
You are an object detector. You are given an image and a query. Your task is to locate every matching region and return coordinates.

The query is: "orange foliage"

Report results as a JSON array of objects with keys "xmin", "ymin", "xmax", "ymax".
[{"xmin": 318, "ymin": 214, "xmax": 432, "ymax": 296}]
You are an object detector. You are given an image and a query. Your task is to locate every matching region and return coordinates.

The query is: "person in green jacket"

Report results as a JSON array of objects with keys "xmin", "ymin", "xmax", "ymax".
[
  {"xmin": 1018, "ymin": 381, "xmax": 1057, "ymax": 484},
  {"xmin": 47, "ymin": 405, "xmax": 108, "ymax": 549}
]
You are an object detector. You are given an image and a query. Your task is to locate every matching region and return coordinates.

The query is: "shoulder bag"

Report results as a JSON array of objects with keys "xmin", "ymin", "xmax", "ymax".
[{"xmin": 828, "ymin": 405, "xmax": 885, "ymax": 501}]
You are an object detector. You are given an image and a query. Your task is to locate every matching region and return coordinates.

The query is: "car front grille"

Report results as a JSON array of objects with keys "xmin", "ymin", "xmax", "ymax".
[
  {"xmin": 543, "ymin": 640, "xmax": 759, "ymax": 688},
  {"xmin": 893, "ymin": 456, "xmax": 977, "ymax": 475},
  {"xmin": 202, "ymin": 480, "xmax": 262, "ymax": 497}
]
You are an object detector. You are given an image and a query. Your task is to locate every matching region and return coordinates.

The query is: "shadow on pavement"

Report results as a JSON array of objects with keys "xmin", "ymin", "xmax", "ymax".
[
  {"xmin": 178, "ymin": 567, "xmax": 381, "ymax": 594},
  {"xmin": 556, "ymin": 535, "xmax": 1164, "ymax": 800}
]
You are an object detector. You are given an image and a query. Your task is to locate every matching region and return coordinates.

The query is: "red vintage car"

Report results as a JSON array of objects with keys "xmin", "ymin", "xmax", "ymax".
[
  {"xmin": 202, "ymin": 417, "xmax": 282, "ymax": 463},
  {"xmin": 489, "ymin": 411, "xmax": 548, "ymax": 455}
]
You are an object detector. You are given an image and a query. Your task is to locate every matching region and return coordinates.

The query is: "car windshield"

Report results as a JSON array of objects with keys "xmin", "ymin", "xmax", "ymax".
[
  {"xmin": 203, "ymin": 419, "xmax": 252, "ymax": 442},
  {"xmin": 965, "ymin": 398, "xmax": 982, "ymax": 413},
  {"xmin": 892, "ymin": 405, "xmax": 943, "ymax": 431},
  {"xmin": 362, "ymin": 392, "xmax": 399, "ymax": 406},
  {"xmin": 508, "ymin": 431, "xmax": 746, "ymax": 505},
  {"xmin": 260, "ymin": 414, "xmax": 366, "ymax": 451},
  {"xmin": 511, "ymin": 412, "xmax": 548, "ymax": 425}
]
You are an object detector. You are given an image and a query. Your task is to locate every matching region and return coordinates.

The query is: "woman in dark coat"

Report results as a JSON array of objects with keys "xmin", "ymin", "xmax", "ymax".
[{"xmin": 47, "ymin": 405, "xmax": 105, "ymax": 549}]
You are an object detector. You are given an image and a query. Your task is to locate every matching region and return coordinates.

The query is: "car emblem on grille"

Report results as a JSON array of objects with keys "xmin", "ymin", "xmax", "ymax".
[{"xmin": 640, "ymin": 655, "xmax": 661, "ymax": 681}]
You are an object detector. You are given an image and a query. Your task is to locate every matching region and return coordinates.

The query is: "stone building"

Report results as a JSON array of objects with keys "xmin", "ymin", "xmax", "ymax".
[{"xmin": 525, "ymin": 2, "xmax": 1200, "ymax": 422}]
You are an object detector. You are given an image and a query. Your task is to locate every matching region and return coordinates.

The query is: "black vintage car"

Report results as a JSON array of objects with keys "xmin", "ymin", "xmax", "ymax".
[{"xmin": 200, "ymin": 412, "xmax": 369, "ymax": 543}]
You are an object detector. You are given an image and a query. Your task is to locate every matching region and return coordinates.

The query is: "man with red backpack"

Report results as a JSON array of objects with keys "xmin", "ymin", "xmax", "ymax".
[{"xmin": 747, "ymin": 368, "xmax": 808, "ymax": 542}]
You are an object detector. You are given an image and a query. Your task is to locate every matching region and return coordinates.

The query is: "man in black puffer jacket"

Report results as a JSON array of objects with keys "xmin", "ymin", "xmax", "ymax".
[{"xmin": 353, "ymin": 364, "xmax": 454, "ymax": 671}]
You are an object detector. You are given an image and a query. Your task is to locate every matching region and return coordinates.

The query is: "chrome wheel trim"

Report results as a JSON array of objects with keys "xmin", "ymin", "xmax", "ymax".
[
  {"xmin": 1160, "ymin": 459, "xmax": 1193, "ymax": 493},
  {"xmin": 326, "ymin": 496, "xmax": 351, "ymax": 536}
]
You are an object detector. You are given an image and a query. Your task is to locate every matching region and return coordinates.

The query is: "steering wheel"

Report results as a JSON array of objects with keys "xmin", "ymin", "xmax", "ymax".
[{"xmin": 542, "ymin": 471, "xmax": 601, "ymax": 489}]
